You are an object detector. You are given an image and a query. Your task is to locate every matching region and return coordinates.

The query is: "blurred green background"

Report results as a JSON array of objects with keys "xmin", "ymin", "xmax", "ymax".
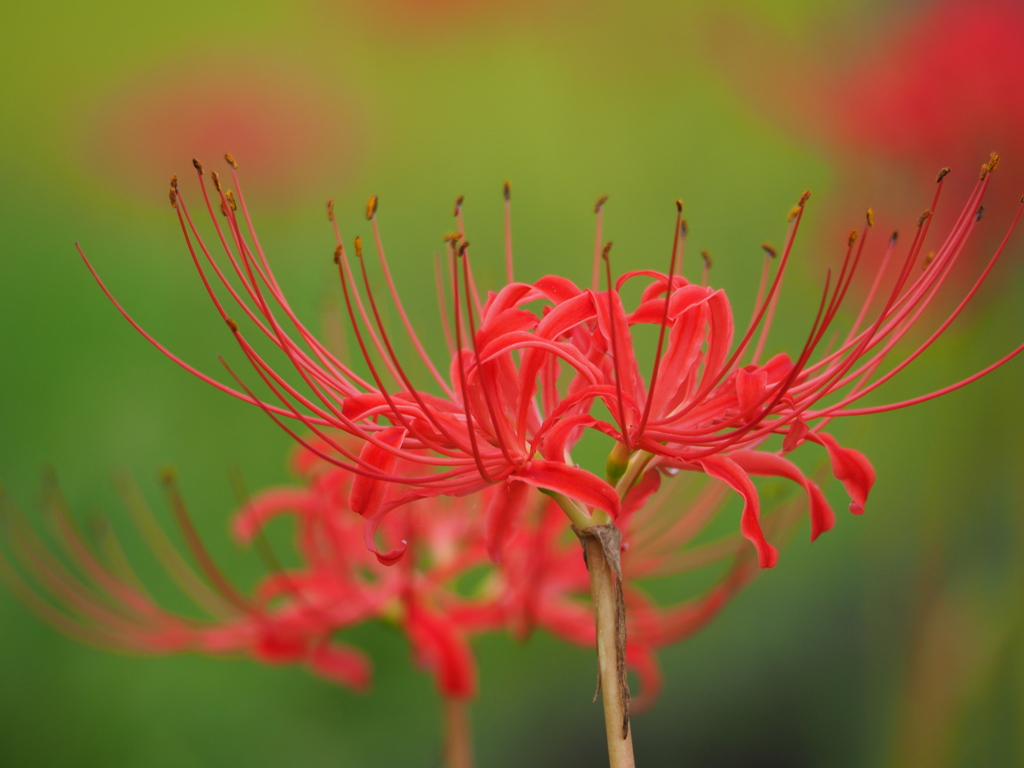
[{"xmin": 1, "ymin": 0, "xmax": 1022, "ymax": 765}]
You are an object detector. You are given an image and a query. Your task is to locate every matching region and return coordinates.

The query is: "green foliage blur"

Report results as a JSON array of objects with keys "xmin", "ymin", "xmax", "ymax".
[{"xmin": 1, "ymin": 0, "xmax": 1021, "ymax": 765}]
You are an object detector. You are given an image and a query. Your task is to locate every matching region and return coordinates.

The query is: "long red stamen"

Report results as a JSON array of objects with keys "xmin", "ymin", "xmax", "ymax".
[
  {"xmin": 637, "ymin": 201, "xmax": 685, "ymax": 438},
  {"xmin": 603, "ymin": 242, "xmax": 631, "ymax": 445}
]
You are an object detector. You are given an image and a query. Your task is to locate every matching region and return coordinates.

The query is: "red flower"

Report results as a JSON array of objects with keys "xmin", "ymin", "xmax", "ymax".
[
  {"xmin": 77, "ymin": 157, "xmax": 1023, "ymax": 572},
  {"xmin": 78, "ymin": 163, "xmax": 621, "ymax": 562},
  {"xmin": 0, "ymin": 458, "xmax": 503, "ymax": 700}
]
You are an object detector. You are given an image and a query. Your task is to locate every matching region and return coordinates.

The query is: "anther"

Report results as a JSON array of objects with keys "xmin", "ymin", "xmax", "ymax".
[
  {"xmin": 444, "ymin": 232, "xmax": 462, "ymax": 245},
  {"xmin": 601, "ymin": 241, "xmax": 613, "ymax": 261},
  {"xmin": 211, "ymin": 171, "xmax": 222, "ymax": 191},
  {"xmin": 160, "ymin": 467, "xmax": 177, "ymax": 485},
  {"xmin": 890, "ymin": 231, "xmax": 899, "ymax": 244},
  {"xmin": 226, "ymin": 318, "xmax": 239, "ymax": 333},
  {"xmin": 675, "ymin": 199, "xmax": 683, "ymax": 213},
  {"xmin": 459, "ymin": 241, "xmax": 470, "ymax": 256},
  {"xmin": 595, "ymin": 195, "xmax": 609, "ymax": 213},
  {"xmin": 327, "ymin": 200, "xmax": 335, "ymax": 221},
  {"xmin": 192, "ymin": 159, "xmax": 204, "ymax": 174},
  {"xmin": 680, "ymin": 219, "xmax": 688, "ymax": 236},
  {"xmin": 936, "ymin": 167, "xmax": 951, "ymax": 183},
  {"xmin": 917, "ymin": 210, "xmax": 932, "ymax": 227},
  {"xmin": 848, "ymin": 230, "xmax": 858, "ymax": 247},
  {"xmin": 503, "ymin": 181, "xmax": 511, "ymax": 202},
  {"xmin": 976, "ymin": 205, "xmax": 985, "ymax": 222},
  {"xmin": 169, "ymin": 188, "xmax": 178, "ymax": 207},
  {"xmin": 787, "ymin": 205, "xmax": 801, "ymax": 222},
  {"xmin": 333, "ymin": 245, "xmax": 343, "ymax": 264},
  {"xmin": 799, "ymin": 190, "xmax": 812, "ymax": 206},
  {"xmin": 988, "ymin": 152, "xmax": 1000, "ymax": 173},
  {"xmin": 220, "ymin": 200, "xmax": 229, "ymax": 217},
  {"xmin": 922, "ymin": 251, "xmax": 935, "ymax": 270},
  {"xmin": 453, "ymin": 195, "xmax": 463, "ymax": 217},
  {"xmin": 170, "ymin": 174, "xmax": 178, "ymax": 190},
  {"xmin": 225, "ymin": 189, "xmax": 237, "ymax": 211},
  {"xmin": 866, "ymin": 207, "xmax": 874, "ymax": 227},
  {"xmin": 354, "ymin": 236, "xmax": 363, "ymax": 259},
  {"xmin": 701, "ymin": 250, "xmax": 712, "ymax": 269},
  {"xmin": 225, "ymin": 153, "xmax": 238, "ymax": 169},
  {"xmin": 366, "ymin": 195, "xmax": 378, "ymax": 220},
  {"xmin": 761, "ymin": 243, "xmax": 777, "ymax": 259}
]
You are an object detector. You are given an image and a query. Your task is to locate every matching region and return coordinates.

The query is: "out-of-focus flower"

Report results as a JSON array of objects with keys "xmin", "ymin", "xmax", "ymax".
[
  {"xmin": 92, "ymin": 66, "xmax": 356, "ymax": 205},
  {"xmin": 0, "ymin": 454, "xmax": 503, "ymax": 700},
  {"xmin": 704, "ymin": 0, "xmax": 1024, "ymax": 283}
]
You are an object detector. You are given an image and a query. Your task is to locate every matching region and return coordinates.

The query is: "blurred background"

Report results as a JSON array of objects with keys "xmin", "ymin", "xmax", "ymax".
[{"xmin": 1, "ymin": 0, "xmax": 1022, "ymax": 765}]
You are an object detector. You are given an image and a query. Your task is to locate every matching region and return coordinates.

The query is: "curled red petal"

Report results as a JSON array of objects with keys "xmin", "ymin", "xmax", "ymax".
[
  {"xmin": 232, "ymin": 488, "xmax": 312, "ymax": 543},
  {"xmin": 406, "ymin": 607, "xmax": 477, "ymax": 699},
  {"xmin": 309, "ymin": 641, "xmax": 372, "ymax": 692},
  {"xmin": 730, "ymin": 450, "xmax": 835, "ymax": 540},
  {"xmin": 696, "ymin": 456, "xmax": 778, "ymax": 568},
  {"xmin": 806, "ymin": 432, "xmax": 876, "ymax": 515},
  {"xmin": 514, "ymin": 461, "xmax": 621, "ymax": 519},
  {"xmin": 349, "ymin": 427, "xmax": 406, "ymax": 518},
  {"xmin": 485, "ymin": 480, "xmax": 531, "ymax": 563}
]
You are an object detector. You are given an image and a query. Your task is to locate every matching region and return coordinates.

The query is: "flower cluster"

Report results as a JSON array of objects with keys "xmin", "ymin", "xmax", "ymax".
[{"xmin": 78, "ymin": 153, "xmax": 1023, "ymax": 573}]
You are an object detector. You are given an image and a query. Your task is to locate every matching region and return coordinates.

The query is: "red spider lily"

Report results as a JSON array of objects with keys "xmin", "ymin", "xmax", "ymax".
[
  {"xmin": 76, "ymin": 156, "xmax": 1023, "ymax": 573},
  {"xmin": 537, "ymin": 158, "xmax": 1023, "ymax": 567},
  {"xmin": 0, "ymin": 459, "xmax": 504, "ymax": 700},
  {"xmin": 77, "ymin": 161, "xmax": 621, "ymax": 562}
]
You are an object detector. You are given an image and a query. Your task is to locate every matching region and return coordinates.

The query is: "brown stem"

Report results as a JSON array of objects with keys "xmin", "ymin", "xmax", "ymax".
[
  {"xmin": 582, "ymin": 528, "xmax": 636, "ymax": 768},
  {"xmin": 442, "ymin": 697, "xmax": 473, "ymax": 768}
]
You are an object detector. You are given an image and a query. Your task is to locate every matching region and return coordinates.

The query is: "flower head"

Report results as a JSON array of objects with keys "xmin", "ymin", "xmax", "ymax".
[{"xmin": 77, "ymin": 156, "xmax": 1023, "ymax": 571}]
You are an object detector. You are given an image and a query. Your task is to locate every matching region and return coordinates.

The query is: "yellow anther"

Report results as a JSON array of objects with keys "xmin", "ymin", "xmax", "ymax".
[
  {"xmin": 225, "ymin": 153, "xmax": 238, "ymax": 169},
  {"xmin": 192, "ymin": 158, "xmax": 204, "ymax": 174},
  {"xmin": 866, "ymin": 207, "xmax": 874, "ymax": 227},
  {"xmin": 211, "ymin": 170, "xmax": 222, "ymax": 191},
  {"xmin": 595, "ymin": 195, "xmax": 609, "ymax": 213},
  {"xmin": 936, "ymin": 167, "xmax": 951, "ymax": 183},
  {"xmin": 327, "ymin": 199, "xmax": 335, "ymax": 222},
  {"xmin": 922, "ymin": 251, "xmax": 935, "ymax": 270},
  {"xmin": 225, "ymin": 189, "xmax": 237, "ymax": 211},
  {"xmin": 988, "ymin": 152, "xmax": 1000, "ymax": 172},
  {"xmin": 333, "ymin": 244, "xmax": 343, "ymax": 264},
  {"xmin": 170, "ymin": 174, "xmax": 178, "ymax": 190},
  {"xmin": 354, "ymin": 236, "xmax": 363, "ymax": 258},
  {"xmin": 917, "ymin": 210, "xmax": 932, "ymax": 227},
  {"xmin": 787, "ymin": 205, "xmax": 801, "ymax": 222},
  {"xmin": 799, "ymin": 190, "xmax": 812, "ymax": 206},
  {"xmin": 169, "ymin": 188, "xmax": 177, "ymax": 207},
  {"xmin": 366, "ymin": 195, "xmax": 378, "ymax": 220},
  {"xmin": 848, "ymin": 230, "xmax": 858, "ymax": 247}
]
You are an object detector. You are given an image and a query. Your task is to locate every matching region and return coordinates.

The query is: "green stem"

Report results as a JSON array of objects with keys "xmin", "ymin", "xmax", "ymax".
[{"xmin": 614, "ymin": 450, "xmax": 655, "ymax": 500}]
